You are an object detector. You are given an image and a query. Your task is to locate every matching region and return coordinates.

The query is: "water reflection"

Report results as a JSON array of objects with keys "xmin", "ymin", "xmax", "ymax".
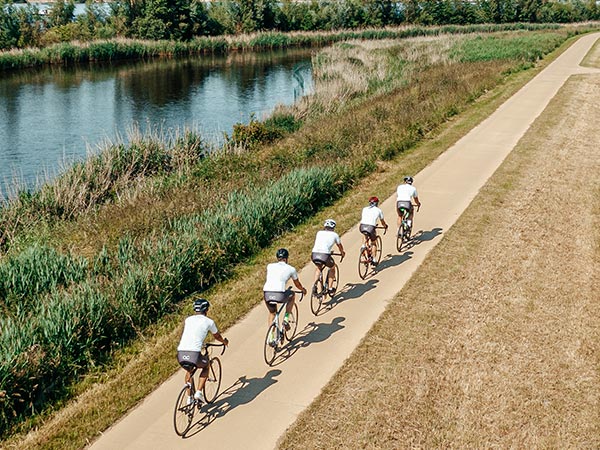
[{"xmin": 0, "ymin": 49, "xmax": 314, "ymax": 191}]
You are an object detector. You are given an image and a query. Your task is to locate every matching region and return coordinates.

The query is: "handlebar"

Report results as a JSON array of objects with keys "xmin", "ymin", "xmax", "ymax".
[
  {"xmin": 205, "ymin": 342, "xmax": 227, "ymax": 355},
  {"xmin": 292, "ymin": 289, "xmax": 306, "ymax": 302},
  {"xmin": 375, "ymin": 225, "xmax": 388, "ymax": 235},
  {"xmin": 331, "ymin": 252, "xmax": 344, "ymax": 262}
]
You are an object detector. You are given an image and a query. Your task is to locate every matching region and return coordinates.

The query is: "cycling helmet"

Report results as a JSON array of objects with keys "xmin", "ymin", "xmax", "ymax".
[
  {"xmin": 276, "ymin": 248, "xmax": 289, "ymax": 260},
  {"xmin": 404, "ymin": 176, "xmax": 414, "ymax": 184},
  {"xmin": 324, "ymin": 219, "xmax": 336, "ymax": 229},
  {"xmin": 193, "ymin": 298, "xmax": 210, "ymax": 313},
  {"xmin": 369, "ymin": 196, "xmax": 379, "ymax": 206}
]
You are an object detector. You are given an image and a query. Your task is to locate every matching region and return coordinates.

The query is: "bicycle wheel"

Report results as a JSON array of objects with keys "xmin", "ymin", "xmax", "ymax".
[
  {"xmin": 358, "ymin": 246, "xmax": 369, "ymax": 279},
  {"xmin": 203, "ymin": 357, "xmax": 222, "ymax": 403},
  {"xmin": 375, "ymin": 235, "xmax": 383, "ymax": 265},
  {"xmin": 327, "ymin": 264, "xmax": 339, "ymax": 298},
  {"xmin": 396, "ymin": 226, "xmax": 404, "ymax": 252},
  {"xmin": 284, "ymin": 302, "xmax": 299, "ymax": 342},
  {"xmin": 173, "ymin": 385, "xmax": 194, "ymax": 436},
  {"xmin": 263, "ymin": 323, "xmax": 278, "ymax": 366},
  {"xmin": 310, "ymin": 278, "xmax": 324, "ymax": 315}
]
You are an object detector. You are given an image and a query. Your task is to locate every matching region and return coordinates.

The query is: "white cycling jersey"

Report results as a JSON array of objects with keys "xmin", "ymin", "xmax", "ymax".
[
  {"xmin": 263, "ymin": 261, "xmax": 298, "ymax": 292},
  {"xmin": 396, "ymin": 184, "xmax": 418, "ymax": 202},
  {"xmin": 312, "ymin": 230, "xmax": 341, "ymax": 254},
  {"xmin": 177, "ymin": 314, "xmax": 218, "ymax": 352},
  {"xmin": 361, "ymin": 205, "xmax": 384, "ymax": 226}
]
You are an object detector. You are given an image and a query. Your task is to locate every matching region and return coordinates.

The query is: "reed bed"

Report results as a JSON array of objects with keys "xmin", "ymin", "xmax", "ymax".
[
  {"xmin": 0, "ymin": 126, "xmax": 207, "ymax": 252},
  {"xmin": 0, "ymin": 165, "xmax": 350, "ymax": 433},
  {"xmin": 0, "ymin": 28, "xmax": 580, "ymax": 437},
  {"xmin": 0, "ymin": 23, "xmax": 560, "ymax": 71}
]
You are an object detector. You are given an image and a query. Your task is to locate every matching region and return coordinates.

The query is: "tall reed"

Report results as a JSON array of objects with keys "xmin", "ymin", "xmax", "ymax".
[{"xmin": 0, "ymin": 23, "xmax": 561, "ymax": 71}]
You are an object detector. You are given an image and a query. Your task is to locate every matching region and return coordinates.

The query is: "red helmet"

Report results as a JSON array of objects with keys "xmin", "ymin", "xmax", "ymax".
[{"xmin": 369, "ymin": 196, "xmax": 379, "ymax": 206}]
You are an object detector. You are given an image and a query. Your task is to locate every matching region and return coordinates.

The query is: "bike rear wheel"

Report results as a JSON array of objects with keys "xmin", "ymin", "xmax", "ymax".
[
  {"xmin": 375, "ymin": 235, "xmax": 383, "ymax": 264},
  {"xmin": 310, "ymin": 278, "xmax": 324, "ymax": 315},
  {"xmin": 358, "ymin": 246, "xmax": 369, "ymax": 279},
  {"xmin": 327, "ymin": 265, "xmax": 339, "ymax": 298},
  {"xmin": 263, "ymin": 323, "xmax": 278, "ymax": 366},
  {"xmin": 284, "ymin": 302, "xmax": 299, "ymax": 342},
  {"xmin": 396, "ymin": 226, "xmax": 404, "ymax": 252},
  {"xmin": 203, "ymin": 357, "xmax": 222, "ymax": 403},
  {"xmin": 173, "ymin": 385, "xmax": 194, "ymax": 436}
]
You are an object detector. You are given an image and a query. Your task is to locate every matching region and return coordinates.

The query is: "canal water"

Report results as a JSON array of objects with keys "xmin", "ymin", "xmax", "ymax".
[{"xmin": 0, "ymin": 48, "xmax": 313, "ymax": 193}]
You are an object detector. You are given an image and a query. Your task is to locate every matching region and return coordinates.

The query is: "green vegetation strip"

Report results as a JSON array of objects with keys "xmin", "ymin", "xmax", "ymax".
[
  {"xmin": 0, "ymin": 23, "xmax": 559, "ymax": 71},
  {"xmin": 0, "ymin": 28, "xmax": 586, "ymax": 441}
]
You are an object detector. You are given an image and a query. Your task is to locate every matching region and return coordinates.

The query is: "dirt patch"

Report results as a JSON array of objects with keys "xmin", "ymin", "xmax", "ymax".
[{"xmin": 279, "ymin": 75, "xmax": 600, "ymax": 448}]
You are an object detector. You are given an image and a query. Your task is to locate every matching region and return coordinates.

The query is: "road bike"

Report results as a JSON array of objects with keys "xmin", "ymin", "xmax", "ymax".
[
  {"xmin": 310, "ymin": 253, "xmax": 343, "ymax": 315},
  {"xmin": 396, "ymin": 204, "xmax": 419, "ymax": 251},
  {"xmin": 173, "ymin": 343, "xmax": 226, "ymax": 436},
  {"xmin": 263, "ymin": 290, "xmax": 304, "ymax": 366},
  {"xmin": 358, "ymin": 226, "xmax": 387, "ymax": 279}
]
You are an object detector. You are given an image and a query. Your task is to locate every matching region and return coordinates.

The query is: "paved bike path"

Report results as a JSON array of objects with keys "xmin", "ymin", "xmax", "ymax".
[{"xmin": 90, "ymin": 33, "xmax": 600, "ymax": 450}]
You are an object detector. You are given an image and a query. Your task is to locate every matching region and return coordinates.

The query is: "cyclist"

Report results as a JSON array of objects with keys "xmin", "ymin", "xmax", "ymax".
[
  {"xmin": 177, "ymin": 298, "xmax": 228, "ymax": 405},
  {"xmin": 359, "ymin": 196, "xmax": 388, "ymax": 266},
  {"xmin": 263, "ymin": 248, "xmax": 307, "ymax": 332},
  {"xmin": 396, "ymin": 176, "xmax": 421, "ymax": 232},
  {"xmin": 311, "ymin": 219, "xmax": 345, "ymax": 294}
]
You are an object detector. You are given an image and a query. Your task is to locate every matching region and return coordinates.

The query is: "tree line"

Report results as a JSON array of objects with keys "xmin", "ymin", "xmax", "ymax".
[{"xmin": 1, "ymin": 0, "xmax": 598, "ymax": 51}]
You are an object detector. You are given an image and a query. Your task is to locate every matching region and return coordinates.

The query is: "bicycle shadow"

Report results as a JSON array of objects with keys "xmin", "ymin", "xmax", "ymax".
[
  {"xmin": 267, "ymin": 317, "xmax": 346, "ymax": 366},
  {"xmin": 401, "ymin": 227, "xmax": 443, "ymax": 251},
  {"xmin": 323, "ymin": 279, "xmax": 379, "ymax": 311},
  {"xmin": 374, "ymin": 251, "xmax": 414, "ymax": 272},
  {"xmin": 182, "ymin": 369, "xmax": 282, "ymax": 437}
]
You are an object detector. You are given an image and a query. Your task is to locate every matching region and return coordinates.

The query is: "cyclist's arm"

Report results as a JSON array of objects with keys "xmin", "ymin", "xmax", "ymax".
[
  {"xmin": 292, "ymin": 278, "xmax": 307, "ymax": 295},
  {"xmin": 337, "ymin": 242, "xmax": 345, "ymax": 258},
  {"xmin": 413, "ymin": 196, "xmax": 421, "ymax": 208},
  {"xmin": 212, "ymin": 332, "xmax": 228, "ymax": 346},
  {"xmin": 380, "ymin": 218, "xmax": 388, "ymax": 228}
]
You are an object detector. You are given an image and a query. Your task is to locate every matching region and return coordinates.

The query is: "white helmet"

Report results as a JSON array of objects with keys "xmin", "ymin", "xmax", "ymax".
[{"xmin": 324, "ymin": 219, "xmax": 336, "ymax": 229}]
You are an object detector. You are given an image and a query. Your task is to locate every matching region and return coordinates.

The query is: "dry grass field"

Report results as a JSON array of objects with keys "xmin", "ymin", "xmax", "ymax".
[{"xmin": 278, "ymin": 75, "xmax": 600, "ymax": 447}]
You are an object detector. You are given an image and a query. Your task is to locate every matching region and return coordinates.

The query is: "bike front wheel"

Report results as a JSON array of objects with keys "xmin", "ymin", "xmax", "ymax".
[
  {"xmin": 375, "ymin": 235, "xmax": 383, "ymax": 264},
  {"xmin": 203, "ymin": 357, "xmax": 222, "ymax": 403},
  {"xmin": 358, "ymin": 246, "xmax": 369, "ymax": 279},
  {"xmin": 263, "ymin": 323, "xmax": 278, "ymax": 366},
  {"xmin": 327, "ymin": 265, "xmax": 339, "ymax": 297},
  {"xmin": 173, "ymin": 385, "xmax": 194, "ymax": 436},
  {"xmin": 284, "ymin": 302, "xmax": 299, "ymax": 342}
]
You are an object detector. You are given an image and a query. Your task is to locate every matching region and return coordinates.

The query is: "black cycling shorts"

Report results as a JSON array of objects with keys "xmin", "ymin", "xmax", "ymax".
[
  {"xmin": 359, "ymin": 224, "xmax": 377, "ymax": 241},
  {"xmin": 177, "ymin": 350, "xmax": 208, "ymax": 371},
  {"xmin": 396, "ymin": 201, "xmax": 413, "ymax": 216},
  {"xmin": 311, "ymin": 252, "xmax": 334, "ymax": 268},
  {"xmin": 263, "ymin": 289, "xmax": 294, "ymax": 313}
]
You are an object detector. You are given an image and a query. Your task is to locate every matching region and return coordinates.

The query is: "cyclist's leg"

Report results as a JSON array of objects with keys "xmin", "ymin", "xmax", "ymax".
[
  {"xmin": 396, "ymin": 203, "xmax": 403, "ymax": 228},
  {"xmin": 196, "ymin": 365, "xmax": 210, "ymax": 392},
  {"xmin": 326, "ymin": 258, "xmax": 336, "ymax": 287},
  {"xmin": 285, "ymin": 291, "xmax": 295, "ymax": 315},
  {"xmin": 263, "ymin": 293, "xmax": 278, "ymax": 325},
  {"xmin": 371, "ymin": 235, "xmax": 378, "ymax": 259}
]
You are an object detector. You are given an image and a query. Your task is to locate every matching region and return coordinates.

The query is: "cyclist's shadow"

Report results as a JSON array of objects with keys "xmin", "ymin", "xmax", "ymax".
[
  {"xmin": 374, "ymin": 251, "xmax": 413, "ymax": 272},
  {"xmin": 402, "ymin": 227, "xmax": 443, "ymax": 251},
  {"xmin": 183, "ymin": 369, "xmax": 282, "ymax": 437},
  {"xmin": 322, "ymin": 279, "xmax": 379, "ymax": 312},
  {"xmin": 266, "ymin": 317, "xmax": 346, "ymax": 367}
]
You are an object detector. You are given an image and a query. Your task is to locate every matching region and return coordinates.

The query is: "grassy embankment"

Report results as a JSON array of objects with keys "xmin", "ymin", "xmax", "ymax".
[
  {"xmin": 279, "ymin": 38, "xmax": 600, "ymax": 448},
  {"xmin": 0, "ymin": 27, "xmax": 593, "ymax": 448},
  {"xmin": 0, "ymin": 23, "xmax": 560, "ymax": 71}
]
